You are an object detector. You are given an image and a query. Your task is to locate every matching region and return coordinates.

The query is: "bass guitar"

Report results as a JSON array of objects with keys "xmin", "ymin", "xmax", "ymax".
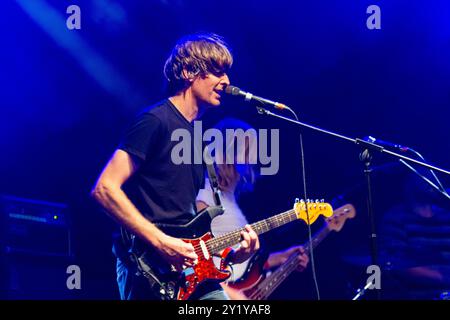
[{"xmin": 225, "ymin": 203, "xmax": 356, "ymax": 299}]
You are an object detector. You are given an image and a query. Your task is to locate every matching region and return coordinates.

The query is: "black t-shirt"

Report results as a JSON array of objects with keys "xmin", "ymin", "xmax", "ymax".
[{"xmin": 119, "ymin": 99, "xmax": 204, "ymax": 224}]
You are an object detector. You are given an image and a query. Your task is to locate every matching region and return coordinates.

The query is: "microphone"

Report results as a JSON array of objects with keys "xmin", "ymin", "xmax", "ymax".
[
  {"xmin": 363, "ymin": 136, "xmax": 409, "ymax": 152},
  {"xmin": 225, "ymin": 85, "xmax": 289, "ymax": 110}
]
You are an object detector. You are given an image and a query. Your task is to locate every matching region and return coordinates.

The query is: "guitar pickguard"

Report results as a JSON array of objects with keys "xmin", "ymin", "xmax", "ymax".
[{"xmin": 177, "ymin": 233, "xmax": 231, "ymax": 300}]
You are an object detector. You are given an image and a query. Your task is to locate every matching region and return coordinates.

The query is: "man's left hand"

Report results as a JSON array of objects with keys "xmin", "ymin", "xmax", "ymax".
[{"xmin": 229, "ymin": 224, "xmax": 260, "ymax": 264}]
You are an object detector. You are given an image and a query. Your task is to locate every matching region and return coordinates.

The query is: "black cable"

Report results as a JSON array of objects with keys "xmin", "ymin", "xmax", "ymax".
[
  {"xmin": 407, "ymin": 148, "xmax": 448, "ymax": 195},
  {"xmin": 285, "ymin": 108, "xmax": 321, "ymax": 300}
]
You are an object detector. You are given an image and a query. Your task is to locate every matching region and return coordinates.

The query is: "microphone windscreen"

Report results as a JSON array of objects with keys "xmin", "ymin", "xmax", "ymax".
[{"xmin": 225, "ymin": 85, "xmax": 240, "ymax": 95}]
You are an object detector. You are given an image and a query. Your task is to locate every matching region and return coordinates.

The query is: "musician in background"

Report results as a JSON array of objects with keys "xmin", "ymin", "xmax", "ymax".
[
  {"xmin": 91, "ymin": 34, "xmax": 259, "ymax": 300},
  {"xmin": 380, "ymin": 174, "xmax": 450, "ymax": 299},
  {"xmin": 196, "ymin": 118, "xmax": 309, "ymax": 299}
]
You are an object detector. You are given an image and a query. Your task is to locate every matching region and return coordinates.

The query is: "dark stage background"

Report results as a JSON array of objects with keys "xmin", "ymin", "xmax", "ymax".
[{"xmin": 1, "ymin": 0, "xmax": 449, "ymax": 299}]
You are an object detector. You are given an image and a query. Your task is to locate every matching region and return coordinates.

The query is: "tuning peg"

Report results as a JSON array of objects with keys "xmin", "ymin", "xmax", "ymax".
[
  {"xmin": 295, "ymin": 198, "xmax": 299, "ymax": 203},
  {"xmin": 320, "ymin": 199, "xmax": 324, "ymax": 203},
  {"xmin": 315, "ymin": 199, "xmax": 319, "ymax": 203}
]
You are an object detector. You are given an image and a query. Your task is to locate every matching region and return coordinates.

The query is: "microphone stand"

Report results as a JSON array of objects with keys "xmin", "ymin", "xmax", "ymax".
[
  {"xmin": 255, "ymin": 106, "xmax": 450, "ymax": 176},
  {"xmin": 255, "ymin": 106, "xmax": 450, "ymax": 300}
]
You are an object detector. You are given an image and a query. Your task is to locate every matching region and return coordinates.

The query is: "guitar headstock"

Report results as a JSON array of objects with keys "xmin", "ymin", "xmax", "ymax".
[
  {"xmin": 294, "ymin": 199, "xmax": 333, "ymax": 225},
  {"xmin": 325, "ymin": 203, "xmax": 356, "ymax": 232}
]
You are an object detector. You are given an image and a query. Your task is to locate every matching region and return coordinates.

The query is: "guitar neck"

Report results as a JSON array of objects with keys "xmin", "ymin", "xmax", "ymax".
[
  {"xmin": 206, "ymin": 208, "xmax": 298, "ymax": 255},
  {"xmin": 304, "ymin": 224, "xmax": 331, "ymax": 255},
  {"xmin": 248, "ymin": 224, "xmax": 331, "ymax": 300}
]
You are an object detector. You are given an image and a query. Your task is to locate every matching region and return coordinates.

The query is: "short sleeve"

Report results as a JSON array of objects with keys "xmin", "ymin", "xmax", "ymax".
[{"xmin": 118, "ymin": 112, "xmax": 162, "ymax": 161}]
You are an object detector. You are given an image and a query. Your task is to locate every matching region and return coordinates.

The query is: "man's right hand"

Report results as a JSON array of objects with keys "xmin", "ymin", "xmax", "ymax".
[{"xmin": 156, "ymin": 235, "xmax": 199, "ymax": 272}]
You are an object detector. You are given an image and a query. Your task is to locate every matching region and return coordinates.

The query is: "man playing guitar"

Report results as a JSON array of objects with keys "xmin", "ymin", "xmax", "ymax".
[{"xmin": 91, "ymin": 33, "xmax": 260, "ymax": 300}]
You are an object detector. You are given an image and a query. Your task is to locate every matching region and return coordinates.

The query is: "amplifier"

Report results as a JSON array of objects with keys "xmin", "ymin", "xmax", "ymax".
[{"xmin": 0, "ymin": 194, "xmax": 73, "ymax": 257}]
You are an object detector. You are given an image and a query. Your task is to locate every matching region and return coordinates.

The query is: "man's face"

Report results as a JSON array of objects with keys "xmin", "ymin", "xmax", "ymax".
[{"xmin": 191, "ymin": 72, "xmax": 230, "ymax": 108}]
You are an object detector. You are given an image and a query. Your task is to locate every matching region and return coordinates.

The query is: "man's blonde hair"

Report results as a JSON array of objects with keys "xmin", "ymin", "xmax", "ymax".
[{"xmin": 164, "ymin": 33, "xmax": 233, "ymax": 95}]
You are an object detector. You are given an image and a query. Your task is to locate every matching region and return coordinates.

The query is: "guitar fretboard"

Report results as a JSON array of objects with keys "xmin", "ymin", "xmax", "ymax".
[
  {"xmin": 304, "ymin": 226, "xmax": 331, "ymax": 255},
  {"xmin": 206, "ymin": 208, "xmax": 299, "ymax": 254},
  {"xmin": 249, "ymin": 224, "xmax": 331, "ymax": 300}
]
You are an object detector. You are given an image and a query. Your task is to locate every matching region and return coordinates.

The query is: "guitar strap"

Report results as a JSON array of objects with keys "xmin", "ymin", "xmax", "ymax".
[{"xmin": 204, "ymin": 147, "xmax": 223, "ymax": 207}]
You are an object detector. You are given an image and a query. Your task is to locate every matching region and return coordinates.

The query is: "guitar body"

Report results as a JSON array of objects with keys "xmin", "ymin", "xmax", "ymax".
[
  {"xmin": 225, "ymin": 252, "xmax": 267, "ymax": 297},
  {"xmin": 227, "ymin": 252, "xmax": 267, "ymax": 291},
  {"xmin": 131, "ymin": 206, "xmax": 230, "ymax": 300}
]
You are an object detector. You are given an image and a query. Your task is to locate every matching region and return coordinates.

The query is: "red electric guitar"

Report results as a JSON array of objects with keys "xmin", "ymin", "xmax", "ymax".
[
  {"xmin": 224, "ymin": 203, "xmax": 356, "ymax": 300},
  {"xmin": 130, "ymin": 200, "xmax": 333, "ymax": 300}
]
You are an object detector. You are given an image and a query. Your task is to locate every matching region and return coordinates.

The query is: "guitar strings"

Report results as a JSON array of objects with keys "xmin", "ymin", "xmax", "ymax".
[
  {"xmin": 248, "ymin": 251, "xmax": 301, "ymax": 299},
  {"xmin": 191, "ymin": 205, "xmax": 326, "ymax": 258},
  {"xmin": 205, "ymin": 208, "xmax": 297, "ymax": 249}
]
